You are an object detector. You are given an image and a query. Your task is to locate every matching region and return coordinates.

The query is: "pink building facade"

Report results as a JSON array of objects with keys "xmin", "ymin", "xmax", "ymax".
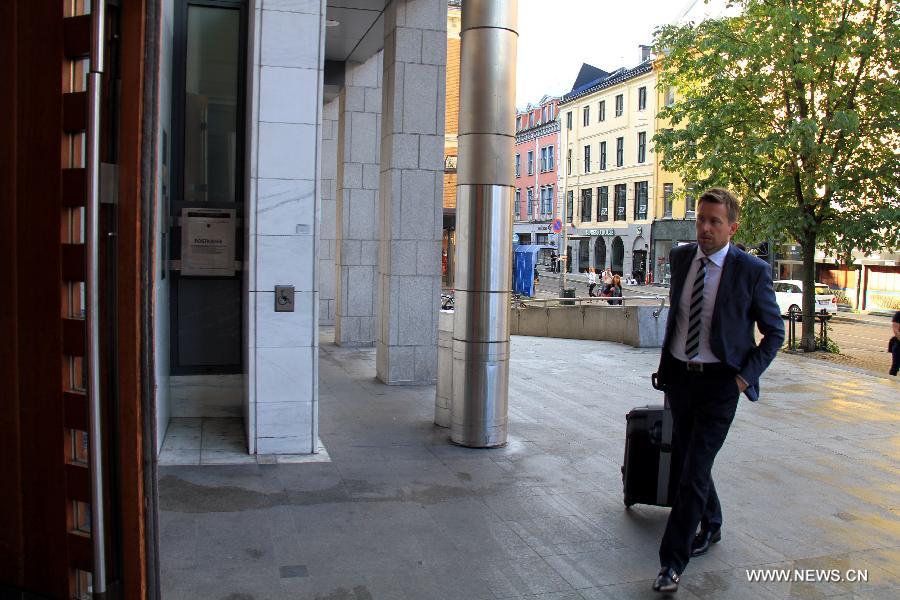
[{"xmin": 514, "ymin": 96, "xmax": 560, "ymax": 259}]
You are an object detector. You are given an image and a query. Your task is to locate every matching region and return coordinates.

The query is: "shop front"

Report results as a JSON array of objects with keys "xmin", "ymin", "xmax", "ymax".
[{"xmin": 650, "ymin": 220, "xmax": 696, "ymax": 286}]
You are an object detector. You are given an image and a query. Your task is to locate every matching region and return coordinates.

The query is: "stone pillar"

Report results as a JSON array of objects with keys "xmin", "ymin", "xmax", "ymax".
[
  {"xmin": 335, "ymin": 53, "xmax": 383, "ymax": 346},
  {"xmin": 588, "ymin": 236, "xmax": 596, "ymax": 270},
  {"xmin": 376, "ymin": 0, "xmax": 447, "ymax": 384},
  {"xmin": 319, "ymin": 98, "xmax": 338, "ymax": 326},
  {"xmin": 245, "ymin": 0, "xmax": 324, "ymax": 454}
]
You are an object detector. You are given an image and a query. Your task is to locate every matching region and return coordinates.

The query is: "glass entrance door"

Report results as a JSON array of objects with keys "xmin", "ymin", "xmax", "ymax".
[{"xmin": 171, "ymin": 1, "xmax": 246, "ymax": 374}]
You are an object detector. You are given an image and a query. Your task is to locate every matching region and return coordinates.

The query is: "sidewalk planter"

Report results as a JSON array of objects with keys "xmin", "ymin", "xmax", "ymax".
[{"xmin": 510, "ymin": 304, "xmax": 669, "ymax": 348}]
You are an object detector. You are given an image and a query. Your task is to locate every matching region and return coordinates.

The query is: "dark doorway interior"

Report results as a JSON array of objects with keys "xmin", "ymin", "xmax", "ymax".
[
  {"xmin": 612, "ymin": 236, "xmax": 625, "ymax": 275},
  {"xmin": 595, "ymin": 237, "xmax": 606, "ymax": 270}
]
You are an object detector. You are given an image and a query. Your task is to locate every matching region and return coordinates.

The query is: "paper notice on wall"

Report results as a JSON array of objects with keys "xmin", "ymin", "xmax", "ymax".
[{"xmin": 181, "ymin": 208, "xmax": 236, "ymax": 276}]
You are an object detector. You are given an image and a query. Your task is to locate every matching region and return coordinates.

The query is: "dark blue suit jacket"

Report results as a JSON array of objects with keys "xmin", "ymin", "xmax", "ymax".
[{"xmin": 656, "ymin": 243, "xmax": 784, "ymax": 401}]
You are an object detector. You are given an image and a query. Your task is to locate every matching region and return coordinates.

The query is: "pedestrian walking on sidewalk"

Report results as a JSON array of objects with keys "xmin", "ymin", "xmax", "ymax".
[
  {"xmin": 889, "ymin": 310, "xmax": 900, "ymax": 376},
  {"xmin": 587, "ymin": 267, "xmax": 598, "ymax": 297},
  {"xmin": 650, "ymin": 188, "xmax": 784, "ymax": 594}
]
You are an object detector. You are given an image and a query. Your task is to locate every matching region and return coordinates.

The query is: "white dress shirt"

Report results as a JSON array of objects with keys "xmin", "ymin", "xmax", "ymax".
[{"xmin": 670, "ymin": 243, "xmax": 731, "ymax": 363}]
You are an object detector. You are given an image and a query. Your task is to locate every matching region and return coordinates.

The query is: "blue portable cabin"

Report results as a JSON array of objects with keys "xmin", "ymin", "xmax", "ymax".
[{"xmin": 513, "ymin": 245, "xmax": 541, "ymax": 297}]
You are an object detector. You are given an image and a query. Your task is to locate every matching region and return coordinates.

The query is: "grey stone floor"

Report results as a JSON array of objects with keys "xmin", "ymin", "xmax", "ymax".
[{"xmin": 159, "ymin": 330, "xmax": 900, "ymax": 599}]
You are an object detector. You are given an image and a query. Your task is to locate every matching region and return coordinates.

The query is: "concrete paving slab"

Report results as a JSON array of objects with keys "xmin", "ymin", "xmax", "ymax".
[{"xmin": 159, "ymin": 331, "xmax": 900, "ymax": 598}]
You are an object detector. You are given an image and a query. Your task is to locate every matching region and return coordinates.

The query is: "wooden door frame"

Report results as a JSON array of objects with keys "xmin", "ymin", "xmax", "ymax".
[{"xmin": 0, "ymin": 0, "xmax": 159, "ymax": 597}]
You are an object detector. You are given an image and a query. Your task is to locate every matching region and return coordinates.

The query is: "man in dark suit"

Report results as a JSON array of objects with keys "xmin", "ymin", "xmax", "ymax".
[{"xmin": 651, "ymin": 188, "xmax": 784, "ymax": 593}]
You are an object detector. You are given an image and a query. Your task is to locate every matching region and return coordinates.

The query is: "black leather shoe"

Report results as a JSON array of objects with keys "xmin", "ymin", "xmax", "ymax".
[
  {"xmin": 690, "ymin": 526, "xmax": 722, "ymax": 557},
  {"xmin": 652, "ymin": 567, "xmax": 680, "ymax": 593}
]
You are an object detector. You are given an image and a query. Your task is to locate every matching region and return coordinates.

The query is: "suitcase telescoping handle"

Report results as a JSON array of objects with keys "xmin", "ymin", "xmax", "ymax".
[{"xmin": 657, "ymin": 393, "xmax": 674, "ymax": 504}]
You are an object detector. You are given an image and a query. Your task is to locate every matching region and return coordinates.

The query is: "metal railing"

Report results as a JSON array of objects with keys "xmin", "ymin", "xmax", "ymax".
[
  {"xmin": 786, "ymin": 306, "xmax": 834, "ymax": 350},
  {"xmin": 442, "ymin": 291, "xmax": 669, "ymax": 317},
  {"xmin": 512, "ymin": 294, "xmax": 668, "ymax": 317}
]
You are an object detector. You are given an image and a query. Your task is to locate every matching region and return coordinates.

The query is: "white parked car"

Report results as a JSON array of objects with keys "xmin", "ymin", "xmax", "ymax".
[{"xmin": 772, "ymin": 279, "xmax": 837, "ymax": 319}]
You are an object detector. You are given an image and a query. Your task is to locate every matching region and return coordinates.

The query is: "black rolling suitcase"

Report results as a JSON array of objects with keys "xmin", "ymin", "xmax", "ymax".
[{"xmin": 622, "ymin": 398, "xmax": 681, "ymax": 508}]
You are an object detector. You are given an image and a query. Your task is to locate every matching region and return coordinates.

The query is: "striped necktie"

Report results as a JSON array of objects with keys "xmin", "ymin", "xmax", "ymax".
[{"xmin": 685, "ymin": 257, "xmax": 708, "ymax": 360}]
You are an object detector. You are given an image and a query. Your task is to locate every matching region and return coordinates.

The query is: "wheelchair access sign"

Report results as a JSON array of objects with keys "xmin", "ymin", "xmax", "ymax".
[{"xmin": 551, "ymin": 218, "xmax": 563, "ymax": 233}]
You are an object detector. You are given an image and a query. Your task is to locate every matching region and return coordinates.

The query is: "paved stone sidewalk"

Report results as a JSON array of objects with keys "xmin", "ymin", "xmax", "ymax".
[{"xmin": 159, "ymin": 330, "xmax": 899, "ymax": 599}]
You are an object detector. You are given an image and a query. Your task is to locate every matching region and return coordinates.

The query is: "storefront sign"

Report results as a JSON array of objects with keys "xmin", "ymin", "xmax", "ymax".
[{"xmin": 577, "ymin": 228, "xmax": 616, "ymax": 236}]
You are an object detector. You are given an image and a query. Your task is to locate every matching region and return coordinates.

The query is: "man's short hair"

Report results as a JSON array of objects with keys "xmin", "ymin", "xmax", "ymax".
[{"xmin": 698, "ymin": 188, "xmax": 741, "ymax": 223}]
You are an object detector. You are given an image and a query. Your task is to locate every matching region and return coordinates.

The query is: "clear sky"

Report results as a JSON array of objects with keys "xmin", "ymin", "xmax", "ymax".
[{"xmin": 515, "ymin": 0, "xmax": 706, "ymax": 107}]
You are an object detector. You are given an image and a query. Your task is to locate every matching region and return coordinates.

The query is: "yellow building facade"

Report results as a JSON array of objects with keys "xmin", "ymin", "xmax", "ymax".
[
  {"xmin": 650, "ymin": 72, "xmax": 698, "ymax": 285},
  {"xmin": 558, "ymin": 62, "xmax": 656, "ymax": 278},
  {"xmin": 442, "ymin": 1, "xmax": 461, "ymax": 287}
]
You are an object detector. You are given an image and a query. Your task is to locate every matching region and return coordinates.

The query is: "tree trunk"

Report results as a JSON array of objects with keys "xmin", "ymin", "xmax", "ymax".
[{"xmin": 800, "ymin": 232, "xmax": 818, "ymax": 351}]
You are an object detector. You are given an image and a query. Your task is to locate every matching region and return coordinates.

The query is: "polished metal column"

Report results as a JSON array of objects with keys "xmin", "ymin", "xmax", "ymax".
[{"xmin": 450, "ymin": 0, "xmax": 518, "ymax": 448}]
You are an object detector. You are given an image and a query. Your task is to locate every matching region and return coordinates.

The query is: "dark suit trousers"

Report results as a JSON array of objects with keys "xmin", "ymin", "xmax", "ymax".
[{"xmin": 659, "ymin": 369, "xmax": 740, "ymax": 573}]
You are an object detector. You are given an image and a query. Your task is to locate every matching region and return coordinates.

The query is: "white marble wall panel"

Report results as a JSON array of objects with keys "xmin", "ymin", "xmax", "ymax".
[
  {"xmin": 260, "ymin": 10, "xmax": 320, "ymax": 68},
  {"xmin": 256, "ymin": 178, "xmax": 316, "ymax": 235},
  {"xmin": 245, "ymin": 0, "xmax": 324, "ymax": 454},
  {"xmin": 255, "ymin": 291, "xmax": 315, "ymax": 347},
  {"xmin": 258, "ymin": 122, "xmax": 317, "ymax": 180},
  {"xmin": 254, "ymin": 234, "xmax": 315, "ymax": 291},
  {"xmin": 376, "ymin": 0, "xmax": 446, "ymax": 384},
  {"xmin": 335, "ymin": 51, "xmax": 383, "ymax": 347},
  {"xmin": 260, "ymin": 66, "xmax": 319, "ymax": 124},
  {"xmin": 263, "ymin": 0, "xmax": 320, "ymax": 15},
  {"xmin": 255, "ymin": 347, "xmax": 315, "ymax": 404}
]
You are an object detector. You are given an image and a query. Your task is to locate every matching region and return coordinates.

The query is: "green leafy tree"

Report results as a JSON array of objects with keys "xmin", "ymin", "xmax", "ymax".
[{"xmin": 654, "ymin": 0, "xmax": 900, "ymax": 351}]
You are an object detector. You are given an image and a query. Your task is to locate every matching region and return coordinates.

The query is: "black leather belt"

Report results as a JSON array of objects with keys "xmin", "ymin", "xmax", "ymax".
[{"xmin": 672, "ymin": 358, "xmax": 734, "ymax": 375}]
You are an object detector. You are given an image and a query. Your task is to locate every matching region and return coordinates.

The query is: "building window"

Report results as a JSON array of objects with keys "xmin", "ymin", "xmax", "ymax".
[
  {"xmin": 614, "ymin": 184, "xmax": 626, "ymax": 221},
  {"xmin": 583, "ymin": 145, "xmax": 591, "ymax": 173},
  {"xmin": 599, "ymin": 141, "xmax": 607, "ymax": 170},
  {"xmin": 638, "ymin": 86, "xmax": 647, "ymax": 110},
  {"xmin": 616, "ymin": 137, "xmax": 624, "ymax": 167},
  {"xmin": 566, "ymin": 190, "xmax": 574, "ymax": 221},
  {"xmin": 516, "ymin": 116, "xmax": 521, "ymax": 131},
  {"xmin": 581, "ymin": 188, "xmax": 593, "ymax": 221},
  {"xmin": 666, "ymin": 86, "xmax": 675, "ymax": 106},
  {"xmin": 515, "ymin": 153, "xmax": 520, "ymax": 177},
  {"xmin": 515, "ymin": 189, "xmax": 521, "ymax": 218},
  {"xmin": 566, "ymin": 110, "xmax": 572, "ymax": 129},
  {"xmin": 598, "ymin": 186, "xmax": 609, "ymax": 222},
  {"xmin": 541, "ymin": 186, "xmax": 553, "ymax": 215},
  {"xmin": 540, "ymin": 147, "xmax": 548, "ymax": 172},
  {"xmin": 527, "ymin": 187, "xmax": 534, "ymax": 216},
  {"xmin": 541, "ymin": 105, "xmax": 547, "ymax": 123},
  {"xmin": 664, "ymin": 183, "xmax": 674, "ymax": 217},
  {"xmin": 686, "ymin": 189, "xmax": 696, "ymax": 217},
  {"xmin": 566, "ymin": 149, "xmax": 572, "ymax": 175},
  {"xmin": 634, "ymin": 181, "xmax": 648, "ymax": 220},
  {"xmin": 583, "ymin": 106, "xmax": 590, "ymax": 126},
  {"xmin": 599, "ymin": 100, "xmax": 606, "ymax": 122},
  {"xmin": 637, "ymin": 131, "xmax": 646, "ymax": 163},
  {"xmin": 547, "ymin": 145, "xmax": 554, "ymax": 171},
  {"xmin": 615, "ymin": 94, "xmax": 624, "ymax": 117},
  {"xmin": 529, "ymin": 112, "xmax": 534, "ymax": 127},
  {"xmin": 527, "ymin": 150, "xmax": 534, "ymax": 175},
  {"xmin": 548, "ymin": 104, "xmax": 555, "ymax": 121}
]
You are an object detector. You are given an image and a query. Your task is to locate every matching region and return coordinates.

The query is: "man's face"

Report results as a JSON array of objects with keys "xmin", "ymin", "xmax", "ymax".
[{"xmin": 695, "ymin": 200, "xmax": 738, "ymax": 255}]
